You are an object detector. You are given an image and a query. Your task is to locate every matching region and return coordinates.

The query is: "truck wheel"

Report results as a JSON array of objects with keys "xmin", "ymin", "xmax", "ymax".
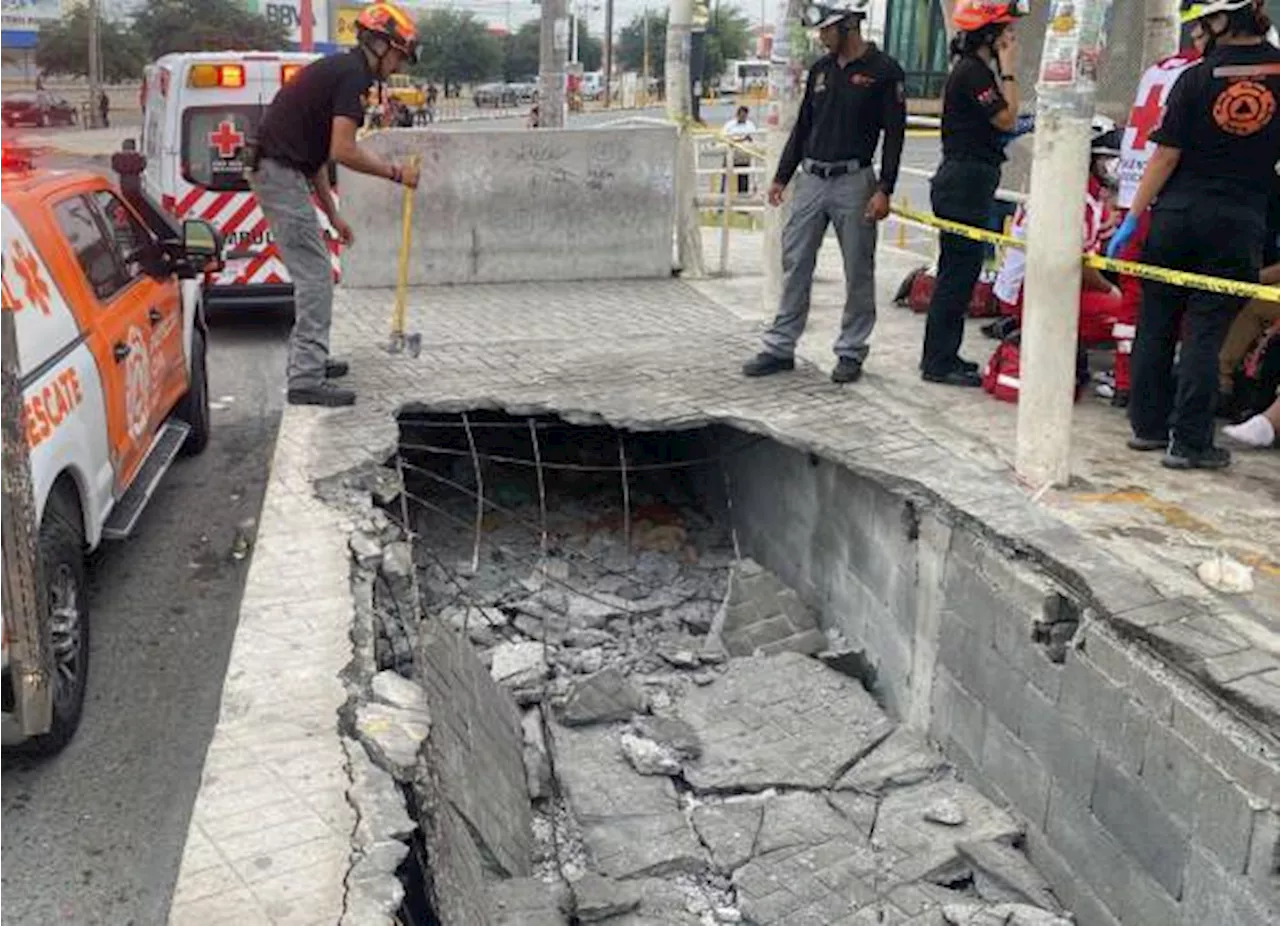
[
  {"xmin": 175, "ymin": 328, "xmax": 210, "ymax": 456},
  {"xmin": 21, "ymin": 489, "xmax": 90, "ymax": 758}
]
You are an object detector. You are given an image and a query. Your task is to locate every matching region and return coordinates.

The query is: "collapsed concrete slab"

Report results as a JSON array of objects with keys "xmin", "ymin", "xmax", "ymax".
[
  {"xmin": 677, "ymin": 652, "xmax": 896, "ymax": 792},
  {"xmin": 485, "ymin": 877, "xmax": 572, "ymax": 926},
  {"xmin": 956, "ymin": 840, "xmax": 1063, "ymax": 912},
  {"xmin": 414, "ymin": 615, "xmax": 535, "ymax": 904},
  {"xmin": 835, "ymin": 727, "xmax": 947, "ymax": 793},
  {"xmin": 710, "ymin": 559, "xmax": 828, "ymax": 658},
  {"xmin": 550, "ymin": 724, "xmax": 707, "ymax": 879},
  {"xmin": 559, "ymin": 667, "xmax": 647, "ymax": 727}
]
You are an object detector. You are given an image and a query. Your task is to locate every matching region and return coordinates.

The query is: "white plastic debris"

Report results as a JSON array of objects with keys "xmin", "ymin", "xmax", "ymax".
[{"xmin": 1196, "ymin": 552, "xmax": 1254, "ymax": 594}]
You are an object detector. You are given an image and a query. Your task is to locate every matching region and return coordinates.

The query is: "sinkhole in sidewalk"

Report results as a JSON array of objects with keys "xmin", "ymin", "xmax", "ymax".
[{"xmin": 355, "ymin": 409, "xmax": 1083, "ymax": 926}]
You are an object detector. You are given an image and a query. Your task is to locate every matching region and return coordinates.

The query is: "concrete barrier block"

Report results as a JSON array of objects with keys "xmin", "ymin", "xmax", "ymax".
[
  {"xmin": 981, "ymin": 717, "xmax": 1050, "ymax": 828},
  {"xmin": 1169, "ymin": 686, "xmax": 1280, "ymax": 806},
  {"xmin": 341, "ymin": 126, "xmax": 677, "ymax": 287},
  {"xmin": 1119, "ymin": 865, "xmax": 1182, "ymax": 926},
  {"xmin": 1141, "ymin": 722, "xmax": 1208, "ymax": 828},
  {"xmin": 1090, "ymin": 757, "xmax": 1189, "ymax": 897},
  {"xmin": 1079, "ymin": 624, "xmax": 1175, "ymax": 724},
  {"xmin": 970, "ymin": 644, "xmax": 1031, "ymax": 737}
]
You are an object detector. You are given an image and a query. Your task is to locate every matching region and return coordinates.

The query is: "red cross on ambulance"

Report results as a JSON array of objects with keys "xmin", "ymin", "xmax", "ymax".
[{"xmin": 209, "ymin": 119, "xmax": 245, "ymax": 159}]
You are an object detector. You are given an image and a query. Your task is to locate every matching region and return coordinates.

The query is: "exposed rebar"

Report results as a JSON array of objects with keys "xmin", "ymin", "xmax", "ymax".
[{"xmin": 461, "ymin": 411, "xmax": 484, "ymax": 575}]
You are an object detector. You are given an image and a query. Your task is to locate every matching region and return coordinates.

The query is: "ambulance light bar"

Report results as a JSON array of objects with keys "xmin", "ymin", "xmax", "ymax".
[
  {"xmin": 189, "ymin": 64, "xmax": 246, "ymax": 89},
  {"xmin": 281, "ymin": 64, "xmax": 303, "ymax": 84}
]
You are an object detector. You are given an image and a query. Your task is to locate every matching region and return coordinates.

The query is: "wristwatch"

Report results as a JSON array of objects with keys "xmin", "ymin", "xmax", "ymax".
[{"xmin": 1001, "ymin": 75, "xmax": 1017, "ymax": 83}]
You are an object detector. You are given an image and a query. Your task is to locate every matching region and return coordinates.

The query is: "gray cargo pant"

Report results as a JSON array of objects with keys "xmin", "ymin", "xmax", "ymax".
[
  {"xmin": 251, "ymin": 158, "xmax": 333, "ymax": 391},
  {"xmin": 762, "ymin": 164, "xmax": 878, "ymax": 362}
]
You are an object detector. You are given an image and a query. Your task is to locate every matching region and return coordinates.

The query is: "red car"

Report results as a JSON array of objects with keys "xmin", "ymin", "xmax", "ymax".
[{"xmin": 2, "ymin": 91, "xmax": 78, "ymax": 128}]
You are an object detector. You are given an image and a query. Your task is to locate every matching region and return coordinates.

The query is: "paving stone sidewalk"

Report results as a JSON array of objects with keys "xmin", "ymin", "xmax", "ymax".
[{"xmin": 168, "ymin": 233, "xmax": 1277, "ymax": 925}]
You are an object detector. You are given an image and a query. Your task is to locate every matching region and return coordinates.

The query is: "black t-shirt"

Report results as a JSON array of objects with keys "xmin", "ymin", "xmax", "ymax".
[
  {"xmin": 1154, "ymin": 42, "xmax": 1280, "ymax": 212},
  {"xmin": 940, "ymin": 54, "xmax": 1008, "ymax": 165},
  {"xmin": 775, "ymin": 46, "xmax": 908, "ymax": 193},
  {"xmin": 257, "ymin": 50, "xmax": 374, "ymax": 177}
]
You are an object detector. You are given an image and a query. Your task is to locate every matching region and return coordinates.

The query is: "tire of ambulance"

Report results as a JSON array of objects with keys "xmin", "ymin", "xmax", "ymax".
[
  {"xmin": 21, "ymin": 488, "xmax": 91, "ymax": 758},
  {"xmin": 174, "ymin": 328, "xmax": 211, "ymax": 457}
]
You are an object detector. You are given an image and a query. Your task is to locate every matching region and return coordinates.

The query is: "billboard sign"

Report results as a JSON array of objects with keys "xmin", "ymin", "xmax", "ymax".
[
  {"xmin": 244, "ymin": 0, "xmax": 331, "ymax": 45},
  {"xmin": 2, "ymin": 0, "xmax": 63, "ymax": 32},
  {"xmin": 333, "ymin": 4, "xmax": 364, "ymax": 46}
]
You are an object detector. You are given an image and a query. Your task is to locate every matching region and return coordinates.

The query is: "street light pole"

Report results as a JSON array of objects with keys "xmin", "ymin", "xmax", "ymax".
[
  {"xmin": 87, "ymin": 0, "xmax": 102, "ymax": 128},
  {"xmin": 667, "ymin": 0, "xmax": 705, "ymax": 276},
  {"xmin": 604, "ymin": 0, "xmax": 614, "ymax": 105},
  {"xmin": 1015, "ymin": 0, "xmax": 1114, "ymax": 487}
]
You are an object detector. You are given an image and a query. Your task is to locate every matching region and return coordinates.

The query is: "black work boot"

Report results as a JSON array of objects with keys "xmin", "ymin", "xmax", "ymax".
[
  {"xmin": 1126, "ymin": 435, "xmax": 1169, "ymax": 452},
  {"xmin": 325, "ymin": 358, "xmax": 350, "ymax": 379},
  {"xmin": 1162, "ymin": 443, "xmax": 1231, "ymax": 470},
  {"xmin": 288, "ymin": 383, "xmax": 356, "ymax": 407},
  {"xmin": 742, "ymin": 353, "xmax": 796, "ymax": 377},
  {"xmin": 831, "ymin": 357, "xmax": 863, "ymax": 384},
  {"xmin": 922, "ymin": 368, "xmax": 982, "ymax": 387}
]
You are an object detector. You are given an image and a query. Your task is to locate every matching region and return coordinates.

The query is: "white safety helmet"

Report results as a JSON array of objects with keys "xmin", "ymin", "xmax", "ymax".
[
  {"xmin": 1091, "ymin": 115, "xmax": 1121, "ymax": 156},
  {"xmin": 802, "ymin": 0, "xmax": 871, "ymax": 30}
]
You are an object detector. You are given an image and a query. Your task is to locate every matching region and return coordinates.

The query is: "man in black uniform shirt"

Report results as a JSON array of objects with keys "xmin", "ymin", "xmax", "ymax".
[
  {"xmin": 1111, "ymin": 0, "xmax": 1280, "ymax": 468},
  {"xmin": 742, "ymin": 0, "xmax": 907, "ymax": 384},
  {"xmin": 252, "ymin": 1, "xmax": 422, "ymax": 407}
]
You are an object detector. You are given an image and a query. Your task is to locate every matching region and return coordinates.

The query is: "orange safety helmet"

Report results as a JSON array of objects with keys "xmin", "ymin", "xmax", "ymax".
[
  {"xmin": 952, "ymin": 0, "xmax": 1028, "ymax": 32},
  {"xmin": 355, "ymin": 2, "xmax": 419, "ymax": 64}
]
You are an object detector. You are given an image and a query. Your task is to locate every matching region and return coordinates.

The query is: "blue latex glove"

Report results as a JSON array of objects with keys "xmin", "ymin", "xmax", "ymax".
[
  {"xmin": 997, "ymin": 113, "xmax": 1036, "ymax": 148},
  {"xmin": 1107, "ymin": 213, "xmax": 1141, "ymax": 258}
]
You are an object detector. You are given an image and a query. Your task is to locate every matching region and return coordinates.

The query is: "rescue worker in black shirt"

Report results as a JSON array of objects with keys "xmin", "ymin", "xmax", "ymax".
[
  {"xmin": 741, "ymin": 0, "xmax": 907, "ymax": 384},
  {"xmin": 919, "ymin": 0, "xmax": 1026, "ymax": 387},
  {"xmin": 1107, "ymin": 0, "xmax": 1280, "ymax": 468},
  {"xmin": 251, "ymin": 1, "xmax": 422, "ymax": 408}
]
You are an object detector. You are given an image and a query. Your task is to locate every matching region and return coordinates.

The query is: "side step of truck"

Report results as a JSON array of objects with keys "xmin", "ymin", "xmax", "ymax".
[{"xmin": 101, "ymin": 421, "xmax": 191, "ymax": 540}]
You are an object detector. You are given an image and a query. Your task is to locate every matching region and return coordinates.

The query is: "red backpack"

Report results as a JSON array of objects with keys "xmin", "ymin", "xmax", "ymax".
[
  {"xmin": 895, "ymin": 266, "xmax": 1000, "ymax": 317},
  {"xmin": 982, "ymin": 333, "xmax": 1088, "ymax": 404}
]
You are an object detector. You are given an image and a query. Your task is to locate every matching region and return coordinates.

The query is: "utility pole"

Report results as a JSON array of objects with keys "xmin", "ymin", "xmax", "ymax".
[
  {"xmin": 604, "ymin": 0, "xmax": 614, "ymax": 105},
  {"xmin": 667, "ymin": 0, "xmax": 705, "ymax": 276},
  {"xmin": 2, "ymin": 311, "xmax": 52, "ymax": 738},
  {"xmin": 642, "ymin": 7, "xmax": 651, "ymax": 103},
  {"xmin": 762, "ymin": 0, "xmax": 804, "ymax": 312},
  {"xmin": 1015, "ymin": 0, "xmax": 1114, "ymax": 487},
  {"xmin": 1143, "ymin": 0, "xmax": 1182, "ymax": 66},
  {"xmin": 570, "ymin": 0, "xmax": 579, "ymax": 63},
  {"xmin": 87, "ymin": 0, "xmax": 102, "ymax": 129},
  {"xmin": 539, "ymin": 0, "xmax": 568, "ymax": 126}
]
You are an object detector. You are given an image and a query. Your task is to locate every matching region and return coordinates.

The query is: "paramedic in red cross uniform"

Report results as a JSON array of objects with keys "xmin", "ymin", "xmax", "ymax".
[
  {"xmin": 251, "ymin": 1, "xmax": 421, "ymax": 408},
  {"xmin": 1108, "ymin": 0, "xmax": 1280, "ymax": 469}
]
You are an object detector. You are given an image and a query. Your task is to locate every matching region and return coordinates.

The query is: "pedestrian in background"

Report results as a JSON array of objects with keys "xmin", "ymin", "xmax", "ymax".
[
  {"xmin": 919, "ymin": 0, "xmax": 1026, "ymax": 387},
  {"xmin": 98, "ymin": 91, "xmax": 110, "ymax": 128},
  {"xmin": 742, "ymin": 0, "xmax": 907, "ymax": 385},
  {"xmin": 1108, "ymin": 0, "xmax": 1280, "ymax": 469},
  {"xmin": 250, "ymin": 1, "xmax": 422, "ymax": 407}
]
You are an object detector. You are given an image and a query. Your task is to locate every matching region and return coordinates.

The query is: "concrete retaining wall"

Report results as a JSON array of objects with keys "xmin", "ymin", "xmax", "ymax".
[
  {"xmin": 699, "ymin": 428, "xmax": 1280, "ymax": 926},
  {"xmin": 340, "ymin": 126, "xmax": 677, "ymax": 287}
]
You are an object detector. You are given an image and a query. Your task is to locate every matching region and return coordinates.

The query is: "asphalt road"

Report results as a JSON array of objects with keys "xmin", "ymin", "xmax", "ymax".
[{"xmin": 1, "ymin": 154, "xmax": 292, "ymax": 926}]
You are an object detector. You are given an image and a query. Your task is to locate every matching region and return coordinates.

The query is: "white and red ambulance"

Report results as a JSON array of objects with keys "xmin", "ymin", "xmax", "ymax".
[{"xmin": 141, "ymin": 51, "xmax": 342, "ymax": 311}]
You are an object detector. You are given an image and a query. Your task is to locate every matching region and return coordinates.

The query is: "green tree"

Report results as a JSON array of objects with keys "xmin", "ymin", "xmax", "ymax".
[
  {"xmin": 573, "ymin": 20, "xmax": 603, "ymax": 72},
  {"xmin": 501, "ymin": 21, "xmax": 540, "ymax": 81},
  {"xmin": 131, "ymin": 0, "xmax": 289, "ymax": 59},
  {"xmin": 617, "ymin": 11, "xmax": 668, "ymax": 80},
  {"xmin": 35, "ymin": 8, "xmax": 146, "ymax": 81},
  {"xmin": 701, "ymin": 7, "xmax": 752, "ymax": 86},
  {"xmin": 412, "ymin": 9, "xmax": 503, "ymax": 86}
]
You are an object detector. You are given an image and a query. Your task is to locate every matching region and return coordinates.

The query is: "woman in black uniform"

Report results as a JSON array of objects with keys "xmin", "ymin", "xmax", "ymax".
[
  {"xmin": 920, "ymin": 0, "xmax": 1027, "ymax": 387},
  {"xmin": 1107, "ymin": 0, "xmax": 1280, "ymax": 468}
]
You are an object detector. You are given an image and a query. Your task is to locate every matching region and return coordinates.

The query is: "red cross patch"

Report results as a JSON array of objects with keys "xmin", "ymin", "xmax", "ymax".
[
  {"xmin": 1127, "ymin": 84, "xmax": 1165, "ymax": 149},
  {"xmin": 209, "ymin": 119, "xmax": 245, "ymax": 159}
]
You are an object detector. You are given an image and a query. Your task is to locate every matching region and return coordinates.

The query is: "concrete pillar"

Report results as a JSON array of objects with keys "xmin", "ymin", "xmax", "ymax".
[
  {"xmin": 539, "ymin": 0, "xmax": 568, "ymax": 127},
  {"xmin": 1143, "ymin": 0, "xmax": 1182, "ymax": 66},
  {"xmin": 762, "ymin": 0, "xmax": 805, "ymax": 313},
  {"xmin": 668, "ymin": 0, "xmax": 706, "ymax": 276}
]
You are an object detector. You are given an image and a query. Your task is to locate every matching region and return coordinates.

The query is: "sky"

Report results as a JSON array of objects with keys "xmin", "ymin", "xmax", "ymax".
[{"xmin": 392, "ymin": 0, "xmax": 772, "ymax": 39}]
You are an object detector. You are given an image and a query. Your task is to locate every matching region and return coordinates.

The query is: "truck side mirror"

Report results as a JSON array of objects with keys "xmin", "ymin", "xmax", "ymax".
[{"xmin": 182, "ymin": 219, "xmax": 223, "ymax": 260}]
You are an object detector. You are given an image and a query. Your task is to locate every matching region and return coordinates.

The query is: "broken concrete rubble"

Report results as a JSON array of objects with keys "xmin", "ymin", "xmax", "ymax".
[
  {"xmin": 559, "ymin": 667, "xmax": 647, "ymax": 726},
  {"xmin": 942, "ymin": 901, "xmax": 1074, "ymax": 926},
  {"xmin": 522, "ymin": 708, "xmax": 554, "ymax": 801},
  {"xmin": 492, "ymin": 641, "xmax": 551, "ymax": 690},
  {"xmin": 354, "ymin": 700, "xmax": 430, "ymax": 782},
  {"xmin": 957, "ymin": 840, "xmax": 1063, "ymax": 912},
  {"xmin": 485, "ymin": 878, "xmax": 572, "ymax": 926},
  {"xmin": 619, "ymin": 731, "xmax": 682, "ymax": 776},
  {"xmin": 710, "ymin": 558, "xmax": 827, "ymax": 658},
  {"xmin": 571, "ymin": 872, "xmax": 643, "ymax": 921},
  {"xmin": 835, "ymin": 727, "xmax": 946, "ymax": 793}
]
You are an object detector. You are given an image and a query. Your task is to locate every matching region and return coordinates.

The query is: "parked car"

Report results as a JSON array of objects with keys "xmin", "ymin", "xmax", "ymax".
[
  {"xmin": 510, "ymin": 81, "xmax": 539, "ymax": 104},
  {"xmin": 473, "ymin": 82, "xmax": 517, "ymax": 108},
  {"xmin": 2, "ymin": 91, "xmax": 78, "ymax": 128}
]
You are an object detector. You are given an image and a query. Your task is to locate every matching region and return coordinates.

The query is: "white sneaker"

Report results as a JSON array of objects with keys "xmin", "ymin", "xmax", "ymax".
[{"xmin": 1222, "ymin": 414, "xmax": 1276, "ymax": 448}]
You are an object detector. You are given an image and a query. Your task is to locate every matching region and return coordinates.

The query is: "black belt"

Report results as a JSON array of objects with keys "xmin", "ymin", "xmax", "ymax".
[{"xmin": 802, "ymin": 158, "xmax": 869, "ymax": 179}]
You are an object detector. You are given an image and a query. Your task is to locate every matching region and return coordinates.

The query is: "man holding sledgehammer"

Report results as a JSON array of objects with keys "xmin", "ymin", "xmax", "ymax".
[{"xmin": 251, "ymin": 1, "xmax": 422, "ymax": 407}]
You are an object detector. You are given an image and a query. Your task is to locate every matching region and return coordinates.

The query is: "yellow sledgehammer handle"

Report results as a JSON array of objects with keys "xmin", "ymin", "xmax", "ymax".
[{"xmin": 390, "ymin": 155, "xmax": 420, "ymax": 338}]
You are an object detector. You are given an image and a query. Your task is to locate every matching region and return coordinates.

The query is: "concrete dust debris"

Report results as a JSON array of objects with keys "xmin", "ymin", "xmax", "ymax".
[{"xmin": 620, "ymin": 731, "xmax": 683, "ymax": 776}]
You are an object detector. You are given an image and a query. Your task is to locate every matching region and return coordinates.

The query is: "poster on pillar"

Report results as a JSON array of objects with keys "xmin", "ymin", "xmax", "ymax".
[
  {"xmin": 245, "ymin": 0, "xmax": 331, "ymax": 47},
  {"xmin": 1038, "ymin": 0, "xmax": 1114, "ymax": 90}
]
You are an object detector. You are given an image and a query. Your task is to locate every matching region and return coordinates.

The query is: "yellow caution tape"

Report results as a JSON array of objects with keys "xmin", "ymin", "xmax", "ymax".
[{"xmin": 892, "ymin": 204, "xmax": 1280, "ymax": 303}]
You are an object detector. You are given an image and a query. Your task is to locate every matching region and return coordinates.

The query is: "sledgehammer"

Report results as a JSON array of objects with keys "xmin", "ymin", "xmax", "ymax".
[{"xmin": 386, "ymin": 154, "xmax": 422, "ymax": 358}]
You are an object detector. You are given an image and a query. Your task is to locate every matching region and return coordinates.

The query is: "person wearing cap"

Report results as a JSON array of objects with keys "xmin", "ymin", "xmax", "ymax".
[
  {"xmin": 741, "ymin": 0, "xmax": 907, "ymax": 384},
  {"xmin": 251, "ymin": 1, "xmax": 422, "ymax": 408},
  {"xmin": 919, "ymin": 0, "xmax": 1026, "ymax": 387},
  {"xmin": 1107, "ymin": 0, "xmax": 1280, "ymax": 469}
]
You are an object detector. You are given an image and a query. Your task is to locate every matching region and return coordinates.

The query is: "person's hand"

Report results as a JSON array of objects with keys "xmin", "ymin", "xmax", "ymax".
[
  {"xmin": 398, "ymin": 159, "xmax": 420, "ymax": 189},
  {"xmin": 996, "ymin": 30, "xmax": 1018, "ymax": 74},
  {"xmin": 331, "ymin": 213, "xmax": 354, "ymax": 246},
  {"xmin": 864, "ymin": 189, "xmax": 890, "ymax": 223},
  {"xmin": 767, "ymin": 180, "xmax": 786, "ymax": 207},
  {"xmin": 1106, "ymin": 212, "xmax": 1140, "ymax": 258}
]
